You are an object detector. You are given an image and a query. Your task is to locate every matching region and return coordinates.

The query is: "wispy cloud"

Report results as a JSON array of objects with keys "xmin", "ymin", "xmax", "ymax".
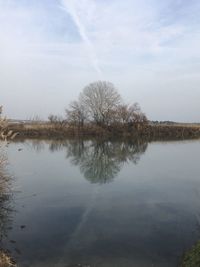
[
  {"xmin": 0, "ymin": 0, "xmax": 200, "ymax": 121},
  {"xmin": 58, "ymin": 0, "xmax": 200, "ymax": 69},
  {"xmin": 60, "ymin": 0, "xmax": 102, "ymax": 77}
]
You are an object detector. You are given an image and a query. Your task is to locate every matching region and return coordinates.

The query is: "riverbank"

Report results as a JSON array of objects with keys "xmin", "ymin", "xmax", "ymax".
[{"xmin": 7, "ymin": 122, "xmax": 200, "ymax": 140}]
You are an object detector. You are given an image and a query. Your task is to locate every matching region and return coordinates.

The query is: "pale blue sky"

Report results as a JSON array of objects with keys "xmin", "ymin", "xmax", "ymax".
[{"xmin": 0, "ymin": 0, "xmax": 200, "ymax": 121}]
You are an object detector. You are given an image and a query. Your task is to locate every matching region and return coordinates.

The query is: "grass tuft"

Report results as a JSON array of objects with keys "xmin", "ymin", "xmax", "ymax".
[
  {"xmin": 180, "ymin": 241, "xmax": 200, "ymax": 267},
  {"xmin": 0, "ymin": 251, "xmax": 16, "ymax": 267}
]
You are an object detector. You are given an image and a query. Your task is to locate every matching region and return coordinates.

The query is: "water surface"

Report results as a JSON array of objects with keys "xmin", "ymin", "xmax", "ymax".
[{"xmin": 2, "ymin": 139, "xmax": 200, "ymax": 267}]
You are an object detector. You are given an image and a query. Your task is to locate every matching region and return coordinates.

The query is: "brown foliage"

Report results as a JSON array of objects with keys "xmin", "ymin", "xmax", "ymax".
[
  {"xmin": 0, "ymin": 251, "xmax": 16, "ymax": 267},
  {"xmin": 0, "ymin": 107, "xmax": 17, "ymax": 141}
]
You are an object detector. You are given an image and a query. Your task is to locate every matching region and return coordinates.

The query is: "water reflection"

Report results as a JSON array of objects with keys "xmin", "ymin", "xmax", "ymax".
[
  {"xmin": 4, "ymin": 139, "xmax": 200, "ymax": 267},
  {"xmin": 64, "ymin": 139, "xmax": 148, "ymax": 184},
  {"xmin": 28, "ymin": 139, "xmax": 148, "ymax": 184}
]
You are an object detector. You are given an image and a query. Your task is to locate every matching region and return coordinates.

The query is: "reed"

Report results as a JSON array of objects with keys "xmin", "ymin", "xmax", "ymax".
[
  {"xmin": 0, "ymin": 251, "xmax": 16, "ymax": 267},
  {"xmin": 7, "ymin": 121, "xmax": 200, "ymax": 140}
]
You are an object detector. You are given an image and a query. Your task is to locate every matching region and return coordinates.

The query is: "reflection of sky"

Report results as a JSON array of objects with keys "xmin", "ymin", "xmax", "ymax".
[{"xmin": 5, "ymin": 140, "xmax": 200, "ymax": 267}]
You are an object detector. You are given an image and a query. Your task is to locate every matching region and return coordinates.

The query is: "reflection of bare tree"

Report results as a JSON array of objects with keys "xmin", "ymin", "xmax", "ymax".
[
  {"xmin": 65, "ymin": 139, "xmax": 148, "ymax": 184},
  {"xmin": 29, "ymin": 139, "xmax": 45, "ymax": 152},
  {"xmin": 49, "ymin": 141, "xmax": 65, "ymax": 152},
  {"xmin": 66, "ymin": 141, "xmax": 121, "ymax": 184},
  {"xmin": 29, "ymin": 138, "xmax": 148, "ymax": 184}
]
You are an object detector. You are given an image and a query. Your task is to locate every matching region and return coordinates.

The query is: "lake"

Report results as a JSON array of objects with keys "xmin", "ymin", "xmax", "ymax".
[{"xmin": 1, "ymin": 138, "xmax": 200, "ymax": 267}]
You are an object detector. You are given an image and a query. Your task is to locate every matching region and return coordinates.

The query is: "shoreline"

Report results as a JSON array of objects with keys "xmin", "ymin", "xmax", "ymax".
[{"xmin": 6, "ymin": 122, "xmax": 200, "ymax": 141}]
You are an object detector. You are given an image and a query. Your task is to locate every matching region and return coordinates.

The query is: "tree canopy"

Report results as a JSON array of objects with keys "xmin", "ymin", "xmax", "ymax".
[{"xmin": 66, "ymin": 81, "xmax": 147, "ymax": 127}]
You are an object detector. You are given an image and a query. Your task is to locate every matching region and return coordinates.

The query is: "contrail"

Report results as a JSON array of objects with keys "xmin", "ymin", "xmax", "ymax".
[
  {"xmin": 60, "ymin": 0, "xmax": 103, "ymax": 78},
  {"xmin": 55, "ymin": 186, "xmax": 100, "ymax": 266}
]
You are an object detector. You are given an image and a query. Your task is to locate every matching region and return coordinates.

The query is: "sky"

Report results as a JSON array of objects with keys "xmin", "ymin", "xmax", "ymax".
[{"xmin": 0, "ymin": 0, "xmax": 200, "ymax": 122}]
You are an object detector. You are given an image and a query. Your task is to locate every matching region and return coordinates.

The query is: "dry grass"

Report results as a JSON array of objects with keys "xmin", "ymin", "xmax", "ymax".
[
  {"xmin": 0, "ymin": 108, "xmax": 16, "ymax": 266},
  {"xmin": 0, "ymin": 156, "xmax": 15, "ymax": 267},
  {"xmin": 6, "ymin": 121, "xmax": 200, "ymax": 140},
  {"xmin": 0, "ymin": 251, "xmax": 16, "ymax": 267}
]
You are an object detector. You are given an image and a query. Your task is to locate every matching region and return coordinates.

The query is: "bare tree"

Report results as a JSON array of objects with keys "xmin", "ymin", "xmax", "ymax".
[
  {"xmin": 48, "ymin": 114, "xmax": 57, "ymax": 124},
  {"xmin": 48, "ymin": 114, "xmax": 67, "ymax": 128},
  {"xmin": 66, "ymin": 100, "xmax": 87, "ymax": 127},
  {"xmin": 116, "ymin": 103, "xmax": 147, "ymax": 127},
  {"xmin": 79, "ymin": 81, "xmax": 122, "ymax": 126},
  {"xmin": 65, "ymin": 81, "xmax": 147, "ymax": 129}
]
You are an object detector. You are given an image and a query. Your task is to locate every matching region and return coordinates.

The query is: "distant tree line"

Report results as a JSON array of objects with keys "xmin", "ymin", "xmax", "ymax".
[{"xmin": 50, "ymin": 81, "xmax": 147, "ymax": 129}]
